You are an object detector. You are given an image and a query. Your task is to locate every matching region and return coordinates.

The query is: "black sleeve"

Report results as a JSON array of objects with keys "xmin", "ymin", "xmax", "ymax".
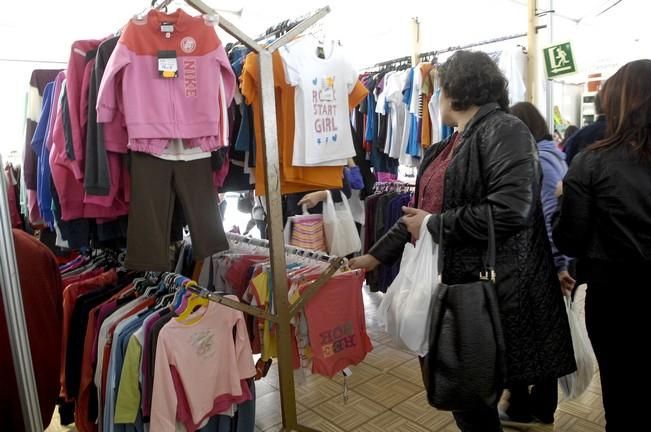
[
  {"xmin": 552, "ymin": 152, "xmax": 593, "ymax": 258},
  {"xmin": 61, "ymin": 88, "xmax": 75, "ymax": 161},
  {"xmin": 564, "ymin": 133, "xmax": 579, "ymax": 166},
  {"xmin": 350, "ymin": 121, "xmax": 376, "ymax": 199},
  {"xmin": 426, "ymin": 119, "xmax": 541, "ymax": 244},
  {"xmin": 85, "ymin": 37, "xmax": 119, "ymax": 196},
  {"xmin": 368, "ymin": 219, "xmax": 410, "ymax": 265},
  {"xmin": 84, "ymin": 65, "xmax": 110, "ymax": 195}
]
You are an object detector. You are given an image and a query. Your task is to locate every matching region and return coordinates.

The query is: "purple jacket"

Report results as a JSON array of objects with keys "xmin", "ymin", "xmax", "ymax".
[{"xmin": 538, "ymin": 139, "xmax": 570, "ymax": 272}]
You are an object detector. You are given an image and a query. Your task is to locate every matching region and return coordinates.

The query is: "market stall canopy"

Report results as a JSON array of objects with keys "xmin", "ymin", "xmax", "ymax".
[{"xmin": 0, "ymin": 0, "xmax": 647, "ymax": 155}]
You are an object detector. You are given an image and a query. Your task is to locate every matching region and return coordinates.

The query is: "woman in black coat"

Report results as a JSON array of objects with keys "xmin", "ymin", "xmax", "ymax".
[
  {"xmin": 553, "ymin": 59, "xmax": 651, "ymax": 432},
  {"xmin": 351, "ymin": 51, "xmax": 575, "ymax": 431}
]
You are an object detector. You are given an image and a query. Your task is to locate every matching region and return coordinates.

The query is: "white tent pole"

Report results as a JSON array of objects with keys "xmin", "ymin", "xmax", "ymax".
[
  {"xmin": 527, "ymin": 0, "xmax": 538, "ymax": 104},
  {"xmin": 0, "ymin": 154, "xmax": 43, "ymax": 432}
]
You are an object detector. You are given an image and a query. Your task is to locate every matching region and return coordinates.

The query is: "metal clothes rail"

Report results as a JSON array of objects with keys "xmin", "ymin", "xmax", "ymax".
[
  {"xmin": 193, "ymin": 233, "xmax": 348, "ymax": 322},
  {"xmin": 363, "ymin": 31, "xmax": 529, "ymax": 71},
  {"xmin": 417, "ymin": 32, "xmax": 528, "ymax": 60}
]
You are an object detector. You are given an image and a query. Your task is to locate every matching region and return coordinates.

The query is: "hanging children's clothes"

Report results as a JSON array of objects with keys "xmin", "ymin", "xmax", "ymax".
[
  {"xmin": 151, "ymin": 298, "xmax": 256, "ymax": 432},
  {"xmin": 280, "ymin": 38, "xmax": 358, "ymax": 166},
  {"xmin": 24, "ymin": 68, "xmax": 63, "ymax": 224},
  {"xmin": 65, "ymin": 39, "xmax": 104, "ymax": 180},
  {"xmin": 125, "ymin": 151, "xmax": 226, "ymax": 271},
  {"xmin": 97, "ymin": 9, "xmax": 235, "ymax": 154},
  {"xmin": 57, "ymin": 261, "xmax": 258, "ymax": 432},
  {"xmin": 240, "ymin": 47, "xmax": 367, "ymax": 196},
  {"xmin": 363, "ymin": 184, "xmax": 413, "ymax": 292},
  {"xmin": 88, "ymin": 9, "xmax": 233, "ymax": 270},
  {"xmin": 301, "ymin": 270, "xmax": 372, "ymax": 377},
  {"xmin": 31, "ymin": 80, "xmax": 56, "ymax": 227},
  {"xmin": 84, "ymin": 35, "xmax": 131, "ymax": 214}
]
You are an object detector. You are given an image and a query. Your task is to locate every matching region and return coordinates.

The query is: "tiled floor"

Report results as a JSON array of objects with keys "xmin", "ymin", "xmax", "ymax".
[{"xmin": 47, "ymin": 285, "xmax": 605, "ymax": 432}]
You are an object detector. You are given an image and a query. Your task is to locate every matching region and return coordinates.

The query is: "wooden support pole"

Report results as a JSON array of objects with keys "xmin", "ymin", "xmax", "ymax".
[{"xmin": 527, "ymin": 0, "xmax": 538, "ymax": 103}]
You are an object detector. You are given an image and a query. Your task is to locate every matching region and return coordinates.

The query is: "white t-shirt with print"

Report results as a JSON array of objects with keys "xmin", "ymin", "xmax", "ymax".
[
  {"xmin": 375, "ymin": 72, "xmax": 393, "ymax": 154},
  {"xmin": 280, "ymin": 38, "xmax": 357, "ymax": 166},
  {"xmin": 384, "ymin": 70, "xmax": 409, "ymax": 160}
]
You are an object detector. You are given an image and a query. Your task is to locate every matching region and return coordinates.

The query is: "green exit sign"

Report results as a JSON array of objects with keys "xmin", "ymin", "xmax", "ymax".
[{"xmin": 543, "ymin": 42, "xmax": 577, "ymax": 78}]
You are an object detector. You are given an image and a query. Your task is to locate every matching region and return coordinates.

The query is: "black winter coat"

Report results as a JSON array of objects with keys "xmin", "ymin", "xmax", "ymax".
[
  {"xmin": 370, "ymin": 103, "xmax": 576, "ymax": 385},
  {"xmin": 554, "ymin": 143, "xmax": 651, "ymax": 273}
]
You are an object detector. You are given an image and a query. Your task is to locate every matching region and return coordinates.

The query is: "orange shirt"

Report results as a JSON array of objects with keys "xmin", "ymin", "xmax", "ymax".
[
  {"xmin": 241, "ymin": 50, "xmax": 367, "ymax": 195},
  {"xmin": 420, "ymin": 64, "xmax": 434, "ymax": 149}
]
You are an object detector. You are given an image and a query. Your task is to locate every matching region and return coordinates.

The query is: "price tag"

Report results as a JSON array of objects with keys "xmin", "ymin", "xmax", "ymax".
[
  {"xmin": 158, "ymin": 50, "xmax": 178, "ymax": 79},
  {"xmin": 161, "ymin": 23, "xmax": 174, "ymax": 39}
]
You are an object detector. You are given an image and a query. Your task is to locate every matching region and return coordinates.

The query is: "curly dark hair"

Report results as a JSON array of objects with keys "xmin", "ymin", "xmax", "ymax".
[{"xmin": 438, "ymin": 50, "xmax": 510, "ymax": 112}]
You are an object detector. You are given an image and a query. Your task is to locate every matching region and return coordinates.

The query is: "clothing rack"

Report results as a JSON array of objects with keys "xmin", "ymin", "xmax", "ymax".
[
  {"xmin": 0, "ymin": 2, "xmax": 334, "ymax": 431},
  {"xmin": 360, "ymin": 55, "xmax": 412, "ymax": 73},
  {"xmin": 417, "ymin": 31, "xmax": 528, "ymax": 61},
  {"xmin": 226, "ymin": 232, "xmax": 336, "ymax": 263},
  {"xmin": 255, "ymin": 8, "xmax": 326, "ymax": 42},
  {"xmin": 373, "ymin": 181, "xmax": 416, "ymax": 193},
  {"xmin": 225, "ymin": 232, "xmax": 348, "ymax": 318},
  {"xmin": 363, "ymin": 31, "xmax": 529, "ymax": 71}
]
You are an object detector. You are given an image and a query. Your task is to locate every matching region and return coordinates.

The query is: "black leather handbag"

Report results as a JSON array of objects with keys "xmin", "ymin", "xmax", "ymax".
[{"xmin": 423, "ymin": 208, "xmax": 507, "ymax": 411}]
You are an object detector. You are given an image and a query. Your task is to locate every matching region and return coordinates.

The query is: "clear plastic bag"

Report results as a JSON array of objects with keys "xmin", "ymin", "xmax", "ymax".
[{"xmin": 559, "ymin": 296, "xmax": 596, "ymax": 400}]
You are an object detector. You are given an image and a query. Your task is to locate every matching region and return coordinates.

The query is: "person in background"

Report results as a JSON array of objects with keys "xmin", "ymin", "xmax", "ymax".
[
  {"xmin": 553, "ymin": 129, "xmax": 563, "ymax": 143},
  {"xmin": 350, "ymin": 50, "xmax": 575, "ymax": 432},
  {"xmin": 563, "ymin": 91, "xmax": 606, "ymax": 165},
  {"xmin": 554, "ymin": 59, "xmax": 651, "ymax": 432},
  {"xmin": 1, "ymin": 230, "xmax": 63, "ymax": 431},
  {"xmin": 510, "ymin": 102, "xmax": 575, "ymax": 295},
  {"xmin": 559, "ymin": 125, "xmax": 578, "ymax": 151},
  {"xmin": 500, "ymin": 101, "xmax": 574, "ymax": 426},
  {"xmin": 291, "ymin": 178, "xmax": 351, "ymax": 218}
]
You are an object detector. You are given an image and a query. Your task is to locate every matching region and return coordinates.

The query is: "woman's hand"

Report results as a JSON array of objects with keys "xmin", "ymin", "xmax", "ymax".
[
  {"xmin": 402, "ymin": 207, "xmax": 431, "ymax": 240},
  {"xmin": 555, "ymin": 181, "xmax": 563, "ymax": 198},
  {"xmin": 558, "ymin": 270, "xmax": 576, "ymax": 296},
  {"xmin": 349, "ymin": 254, "xmax": 381, "ymax": 271},
  {"xmin": 298, "ymin": 191, "xmax": 328, "ymax": 209}
]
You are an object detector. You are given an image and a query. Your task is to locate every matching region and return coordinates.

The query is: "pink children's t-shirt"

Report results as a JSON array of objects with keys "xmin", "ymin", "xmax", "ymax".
[{"xmin": 150, "ymin": 296, "xmax": 256, "ymax": 432}]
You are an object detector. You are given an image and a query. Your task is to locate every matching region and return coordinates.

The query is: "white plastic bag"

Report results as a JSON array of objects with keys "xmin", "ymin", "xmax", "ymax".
[
  {"xmin": 559, "ymin": 296, "xmax": 596, "ymax": 400},
  {"xmin": 322, "ymin": 190, "xmax": 362, "ymax": 257},
  {"xmin": 378, "ymin": 215, "xmax": 439, "ymax": 356}
]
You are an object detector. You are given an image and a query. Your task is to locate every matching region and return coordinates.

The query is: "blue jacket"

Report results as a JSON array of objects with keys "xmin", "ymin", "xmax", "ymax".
[
  {"xmin": 538, "ymin": 139, "xmax": 570, "ymax": 272},
  {"xmin": 31, "ymin": 81, "xmax": 55, "ymax": 228}
]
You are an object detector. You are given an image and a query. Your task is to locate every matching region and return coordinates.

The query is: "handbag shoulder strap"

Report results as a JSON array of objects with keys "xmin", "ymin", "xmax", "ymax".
[{"xmin": 438, "ymin": 206, "xmax": 496, "ymax": 283}]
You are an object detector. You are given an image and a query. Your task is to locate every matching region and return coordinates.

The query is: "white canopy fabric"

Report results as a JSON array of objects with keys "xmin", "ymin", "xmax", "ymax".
[{"xmin": 1, "ymin": 0, "xmax": 647, "ymax": 155}]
